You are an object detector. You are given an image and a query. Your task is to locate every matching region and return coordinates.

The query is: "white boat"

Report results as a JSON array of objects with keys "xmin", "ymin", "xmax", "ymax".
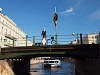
[{"xmin": 43, "ymin": 58, "xmax": 61, "ymax": 68}]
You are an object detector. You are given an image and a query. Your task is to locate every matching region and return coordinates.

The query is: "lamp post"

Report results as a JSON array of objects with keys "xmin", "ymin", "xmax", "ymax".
[
  {"xmin": 72, "ymin": 33, "xmax": 79, "ymax": 44},
  {"xmin": 53, "ymin": 7, "xmax": 58, "ymax": 45}
]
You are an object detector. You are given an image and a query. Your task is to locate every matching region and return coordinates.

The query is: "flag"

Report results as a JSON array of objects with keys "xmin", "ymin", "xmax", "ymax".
[{"xmin": 53, "ymin": 13, "xmax": 58, "ymax": 26}]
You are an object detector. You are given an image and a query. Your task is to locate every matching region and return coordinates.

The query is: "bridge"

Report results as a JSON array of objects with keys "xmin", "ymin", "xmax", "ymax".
[
  {"xmin": 0, "ymin": 44, "xmax": 100, "ymax": 59},
  {"xmin": 0, "ymin": 34, "xmax": 100, "ymax": 59},
  {"xmin": 0, "ymin": 33, "xmax": 100, "ymax": 59},
  {"xmin": 0, "ymin": 33, "xmax": 100, "ymax": 75}
]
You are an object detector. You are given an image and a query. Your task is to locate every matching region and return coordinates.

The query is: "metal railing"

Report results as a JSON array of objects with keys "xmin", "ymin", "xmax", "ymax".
[{"xmin": 0, "ymin": 33, "xmax": 99, "ymax": 47}]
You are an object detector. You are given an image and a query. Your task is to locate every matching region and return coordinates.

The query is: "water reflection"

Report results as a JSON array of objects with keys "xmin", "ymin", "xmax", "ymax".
[{"xmin": 30, "ymin": 61, "xmax": 75, "ymax": 75}]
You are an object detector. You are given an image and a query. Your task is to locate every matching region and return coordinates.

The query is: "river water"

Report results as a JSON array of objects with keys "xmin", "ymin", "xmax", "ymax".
[{"xmin": 30, "ymin": 61, "xmax": 75, "ymax": 75}]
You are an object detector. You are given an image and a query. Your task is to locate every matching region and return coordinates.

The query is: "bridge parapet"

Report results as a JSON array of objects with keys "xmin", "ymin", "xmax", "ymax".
[{"xmin": 0, "ymin": 44, "xmax": 100, "ymax": 59}]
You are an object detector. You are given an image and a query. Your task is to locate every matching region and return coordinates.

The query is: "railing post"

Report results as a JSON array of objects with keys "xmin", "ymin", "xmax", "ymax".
[
  {"xmin": 33, "ymin": 36, "xmax": 36, "ymax": 46},
  {"xmin": 55, "ymin": 34, "xmax": 58, "ymax": 45},
  {"xmin": 99, "ymin": 32, "xmax": 100, "ymax": 57},
  {"xmin": 26, "ymin": 35, "xmax": 28, "ymax": 46},
  {"xmin": 80, "ymin": 33, "xmax": 83, "ymax": 44},
  {"xmin": 99, "ymin": 32, "xmax": 100, "ymax": 44},
  {"xmin": 77, "ymin": 33, "xmax": 79, "ymax": 44}
]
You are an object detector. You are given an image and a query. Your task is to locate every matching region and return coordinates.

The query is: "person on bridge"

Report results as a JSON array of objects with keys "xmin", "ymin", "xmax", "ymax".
[
  {"xmin": 41, "ymin": 28, "xmax": 46, "ymax": 45},
  {"xmin": 41, "ymin": 28, "xmax": 46, "ymax": 38}
]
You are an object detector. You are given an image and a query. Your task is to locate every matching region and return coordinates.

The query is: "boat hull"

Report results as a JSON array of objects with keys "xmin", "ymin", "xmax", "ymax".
[{"xmin": 44, "ymin": 64, "xmax": 61, "ymax": 68}]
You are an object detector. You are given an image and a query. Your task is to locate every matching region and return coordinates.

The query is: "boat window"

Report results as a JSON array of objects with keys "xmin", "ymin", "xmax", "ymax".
[
  {"xmin": 55, "ymin": 61, "xmax": 58, "ymax": 63},
  {"xmin": 44, "ymin": 61, "xmax": 48, "ymax": 63},
  {"xmin": 50, "ymin": 61, "xmax": 54, "ymax": 63}
]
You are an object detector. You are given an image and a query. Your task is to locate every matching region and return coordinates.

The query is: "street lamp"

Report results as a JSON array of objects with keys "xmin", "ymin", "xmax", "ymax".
[
  {"xmin": 53, "ymin": 7, "xmax": 58, "ymax": 45},
  {"xmin": 72, "ymin": 33, "xmax": 79, "ymax": 44}
]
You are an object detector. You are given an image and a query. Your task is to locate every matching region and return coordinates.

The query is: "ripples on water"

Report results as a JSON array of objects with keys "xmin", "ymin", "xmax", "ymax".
[{"xmin": 30, "ymin": 61, "xmax": 75, "ymax": 75}]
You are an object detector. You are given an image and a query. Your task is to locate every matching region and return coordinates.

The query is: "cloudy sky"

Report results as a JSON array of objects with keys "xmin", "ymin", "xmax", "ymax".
[{"xmin": 0, "ymin": 0, "xmax": 100, "ymax": 37}]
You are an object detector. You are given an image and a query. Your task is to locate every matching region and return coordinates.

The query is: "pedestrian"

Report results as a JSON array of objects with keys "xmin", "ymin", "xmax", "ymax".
[
  {"xmin": 41, "ymin": 28, "xmax": 46, "ymax": 45},
  {"xmin": 41, "ymin": 28, "xmax": 46, "ymax": 38}
]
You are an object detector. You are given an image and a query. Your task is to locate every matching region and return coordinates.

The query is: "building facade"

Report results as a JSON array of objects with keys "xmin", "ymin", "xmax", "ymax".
[
  {"xmin": 0, "ymin": 13, "xmax": 32, "ymax": 48},
  {"xmin": 71, "ymin": 33, "xmax": 100, "ymax": 44},
  {"xmin": 82, "ymin": 34, "xmax": 99, "ymax": 44}
]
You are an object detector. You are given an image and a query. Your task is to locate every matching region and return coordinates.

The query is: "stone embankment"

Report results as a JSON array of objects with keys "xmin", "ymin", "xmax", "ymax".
[{"xmin": 0, "ymin": 60, "xmax": 15, "ymax": 75}]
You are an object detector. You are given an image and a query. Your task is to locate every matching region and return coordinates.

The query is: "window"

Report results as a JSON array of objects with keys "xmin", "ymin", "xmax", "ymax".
[
  {"xmin": 2, "ymin": 27, "xmax": 3, "ymax": 33},
  {"xmin": 95, "ymin": 36, "xmax": 97, "ymax": 39},
  {"xmin": 6, "ymin": 29, "xmax": 7, "ymax": 34},
  {"xmin": 4, "ymin": 39, "xmax": 7, "ymax": 42},
  {"xmin": 2, "ymin": 20, "xmax": 4, "ymax": 23},
  {"xmin": 55, "ymin": 61, "xmax": 58, "ymax": 63},
  {"xmin": 50, "ymin": 61, "xmax": 54, "ymax": 63},
  {"xmin": 44, "ymin": 61, "xmax": 48, "ymax": 63},
  {"xmin": 92, "ymin": 36, "xmax": 94, "ymax": 39}
]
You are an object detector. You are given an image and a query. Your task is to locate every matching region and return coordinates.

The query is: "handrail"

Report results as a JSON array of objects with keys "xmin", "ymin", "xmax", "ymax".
[{"xmin": 0, "ymin": 33, "xmax": 99, "ymax": 48}]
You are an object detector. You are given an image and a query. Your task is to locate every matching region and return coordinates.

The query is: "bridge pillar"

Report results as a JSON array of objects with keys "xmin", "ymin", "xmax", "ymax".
[{"xmin": 7, "ymin": 59, "xmax": 30, "ymax": 75}]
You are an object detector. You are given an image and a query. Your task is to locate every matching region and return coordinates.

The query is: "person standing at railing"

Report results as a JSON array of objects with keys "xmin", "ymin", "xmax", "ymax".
[
  {"xmin": 41, "ymin": 28, "xmax": 46, "ymax": 38},
  {"xmin": 41, "ymin": 28, "xmax": 46, "ymax": 45}
]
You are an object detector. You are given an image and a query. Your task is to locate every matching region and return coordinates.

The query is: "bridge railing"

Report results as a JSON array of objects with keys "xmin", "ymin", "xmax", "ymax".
[{"xmin": 0, "ymin": 33, "xmax": 99, "ymax": 47}]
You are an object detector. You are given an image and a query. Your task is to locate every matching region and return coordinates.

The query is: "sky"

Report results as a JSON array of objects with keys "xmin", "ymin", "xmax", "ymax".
[{"xmin": 0, "ymin": 0, "xmax": 100, "ymax": 37}]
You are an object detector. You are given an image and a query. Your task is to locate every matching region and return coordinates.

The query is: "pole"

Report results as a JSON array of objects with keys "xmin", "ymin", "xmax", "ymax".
[
  {"xmin": 99, "ymin": 31, "xmax": 100, "ymax": 57},
  {"xmin": 77, "ymin": 33, "xmax": 79, "ymax": 44},
  {"xmin": 80, "ymin": 33, "xmax": 83, "ymax": 44},
  {"xmin": 99, "ymin": 31, "xmax": 100, "ymax": 44},
  {"xmin": 54, "ymin": 7, "xmax": 58, "ymax": 45},
  {"xmin": 55, "ymin": 24, "xmax": 58, "ymax": 45},
  {"xmin": 33, "ymin": 36, "xmax": 36, "ymax": 46},
  {"xmin": 55, "ymin": 7, "xmax": 56, "ymax": 13}
]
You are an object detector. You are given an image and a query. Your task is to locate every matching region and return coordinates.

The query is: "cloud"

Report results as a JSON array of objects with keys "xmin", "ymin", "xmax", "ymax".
[
  {"xmin": 89, "ymin": 9, "xmax": 100, "ymax": 21},
  {"xmin": 61, "ymin": 7, "xmax": 74, "ymax": 15},
  {"xmin": 65, "ymin": 8, "xmax": 73, "ymax": 13}
]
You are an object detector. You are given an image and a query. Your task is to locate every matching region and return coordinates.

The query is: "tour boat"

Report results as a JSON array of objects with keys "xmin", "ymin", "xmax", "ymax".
[{"xmin": 43, "ymin": 58, "xmax": 61, "ymax": 68}]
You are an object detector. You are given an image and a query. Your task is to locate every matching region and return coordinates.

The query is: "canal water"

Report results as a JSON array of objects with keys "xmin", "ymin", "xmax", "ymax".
[{"xmin": 30, "ymin": 60, "xmax": 75, "ymax": 75}]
